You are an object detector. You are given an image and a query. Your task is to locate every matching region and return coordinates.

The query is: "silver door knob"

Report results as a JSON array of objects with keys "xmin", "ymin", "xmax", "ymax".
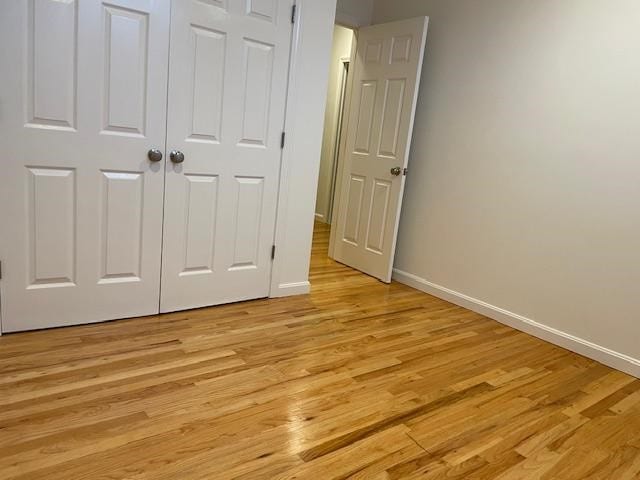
[
  {"xmin": 390, "ymin": 166, "xmax": 402, "ymax": 176},
  {"xmin": 147, "ymin": 149, "xmax": 163, "ymax": 162},
  {"xmin": 170, "ymin": 150, "xmax": 185, "ymax": 164}
]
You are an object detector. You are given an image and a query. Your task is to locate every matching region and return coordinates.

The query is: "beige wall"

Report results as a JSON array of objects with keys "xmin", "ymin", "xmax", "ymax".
[
  {"xmin": 315, "ymin": 25, "xmax": 354, "ymax": 224},
  {"xmin": 373, "ymin": 0, "xmax": 640, "ymax": 373}
]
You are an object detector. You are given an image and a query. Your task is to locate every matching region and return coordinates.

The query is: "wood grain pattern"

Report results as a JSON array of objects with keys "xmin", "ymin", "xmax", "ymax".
[{"xmin": 1, "ymin": 222, "xmax": 639, "ymax": 479}]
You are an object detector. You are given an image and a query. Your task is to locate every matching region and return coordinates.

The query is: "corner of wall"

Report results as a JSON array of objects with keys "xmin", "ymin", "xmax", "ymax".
[{"xmin": 269, "ymin": 0, "xmax": 337, "ymax": 299}]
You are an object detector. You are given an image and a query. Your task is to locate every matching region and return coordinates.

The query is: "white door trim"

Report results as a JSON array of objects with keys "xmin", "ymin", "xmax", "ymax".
[
  {"xmin": 329, "ymin": 29, "xmax": 360, "ymax": 260},
  {"xmin": 270, "ymin": 0, "xmax": 338, "ymax": 298},
  {"xmin": 270, "ymin": 0, "xmax": 302, "ymax": 297}
]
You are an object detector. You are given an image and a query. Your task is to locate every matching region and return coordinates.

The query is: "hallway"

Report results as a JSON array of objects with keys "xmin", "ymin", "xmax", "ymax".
[{"xmin": 0, "ymin": 223, "xmax": 639, "ymax": 479}]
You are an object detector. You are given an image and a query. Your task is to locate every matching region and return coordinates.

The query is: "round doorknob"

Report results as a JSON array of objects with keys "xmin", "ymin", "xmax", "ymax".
[
  {"xmin": 170, "ymin": 150, "xmax": 185, "ymax": 164},
  {"xmin": 390, "ymin": 166, "xmax": 402, "ymax": 176},
  {"xmin": 147, "ymin": 149, "xmax": 163, "ymax": 162}
]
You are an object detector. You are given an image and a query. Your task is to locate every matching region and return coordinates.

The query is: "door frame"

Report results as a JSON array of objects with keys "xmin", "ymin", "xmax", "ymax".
[
  {"xmin": 269, "ymin": 0, "xmax": 339, "ymax": 297},
  {"xmin": 326, "ymin": 56, "xmax": 350, "ymax": 225},
  {"xmin": 328, "ymin": 28, "xmax": 359, "ymax": 260},
  {"xmin": 269, "ymin": 0, "xmax": 302, "ymax": 298}
]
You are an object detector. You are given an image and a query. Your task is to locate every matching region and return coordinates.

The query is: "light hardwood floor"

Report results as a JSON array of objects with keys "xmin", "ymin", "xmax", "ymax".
[{"xmin": 1, "ymin": 222, "xmax": 639, "ymax": 479}]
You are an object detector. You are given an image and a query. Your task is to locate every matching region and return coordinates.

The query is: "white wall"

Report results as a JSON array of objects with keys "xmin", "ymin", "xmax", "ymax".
[
  {"xmin": 270, "ymin": 0, "xmax": 337, "ymax": 297},
  {"xmin": 336, "ymin": 0, "xmax": 373, "ymax": 27},
  {"xmin": 373, "ymin": 0, "xmax": 640, "ymax": 375},
  {"xmin": 315, "ymin": 25, "xmax": 354, "ymax": 224}
]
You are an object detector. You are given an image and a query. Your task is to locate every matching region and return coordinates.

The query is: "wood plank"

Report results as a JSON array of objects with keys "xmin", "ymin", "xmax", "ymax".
[{"xmin": 0, "ymin": 221, "xmax": 637, "ymax": 479}]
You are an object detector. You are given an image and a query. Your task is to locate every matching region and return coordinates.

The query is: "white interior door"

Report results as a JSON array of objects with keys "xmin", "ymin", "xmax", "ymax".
[
  {"xmin": 160, "ymin": 0, "xmax": 294, "ymax": 312},
  {"xmin": 0, "ymin": 0, "xmax": 169, "ymax": 332},
  {"xmin": 331, "ymin": 17, "xmax": 428, "ymax": 282}
]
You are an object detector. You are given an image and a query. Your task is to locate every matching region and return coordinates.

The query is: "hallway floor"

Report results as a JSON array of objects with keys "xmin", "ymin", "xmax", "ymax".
[{"xmin": 1, "ymin": 222, "xmax": 639, "ymax": 479}]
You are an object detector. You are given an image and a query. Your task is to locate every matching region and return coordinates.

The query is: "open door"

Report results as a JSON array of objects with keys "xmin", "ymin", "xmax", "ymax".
[{"xmin": 330, "ymin": 17, "xmax": 428, "ymax": 282}]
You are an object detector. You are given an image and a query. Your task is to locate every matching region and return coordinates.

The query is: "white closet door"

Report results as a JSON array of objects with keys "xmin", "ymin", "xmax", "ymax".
[
  {"xmin": 0, "ymin": 0, "xmax": 170, "ymax": 332},
  {"xmin": 160, "ymin": 0, "xmax": 294, "ymax": 312},
  {"xmin": 332, "ymin": 17, "xmax": 429, "ymax": 282}
]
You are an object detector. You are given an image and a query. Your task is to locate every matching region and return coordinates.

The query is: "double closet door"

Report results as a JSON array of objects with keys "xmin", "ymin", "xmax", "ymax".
[{"xmin": 0, "ymin": 0, "xmax": 294, "ymax": 332}]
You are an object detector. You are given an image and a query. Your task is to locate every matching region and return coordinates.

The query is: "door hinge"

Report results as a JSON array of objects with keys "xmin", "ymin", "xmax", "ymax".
[
  {"xmin": 271, "ymin": 245, "xmax": 276, "ymax": 260},
  {"xmin": 403, "ymin": 168, "xmax": 408, "ymax": 176},
  {"xmin": 280, "ymin": 131, "xmax": 286, "ymax": 149},
  {"xmin": 291, "ymin": 4, "xmax": 296, "ymax": 24}
]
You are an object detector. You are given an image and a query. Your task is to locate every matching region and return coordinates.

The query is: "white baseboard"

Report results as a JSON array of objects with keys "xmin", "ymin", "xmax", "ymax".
[
  {"xmin": 271, "ymin": 281, "xmax": 311, "ymax": 298},
  {"xmin": 314, "ymin": 213, "xmax": 326, "ymax": 222},
  {"xmin": 392, "ymin": 269, "xmax": 640, "ymax": 378}
]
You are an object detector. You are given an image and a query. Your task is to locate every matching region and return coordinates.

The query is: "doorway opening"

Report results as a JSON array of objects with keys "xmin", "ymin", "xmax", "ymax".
[
  {"xmin": 314, "ymin": 25, "xmax": 355, "ymax": 228},
  {"xmin": 311, "ymin": 17, "xmax": 429, "ymax": 284}
]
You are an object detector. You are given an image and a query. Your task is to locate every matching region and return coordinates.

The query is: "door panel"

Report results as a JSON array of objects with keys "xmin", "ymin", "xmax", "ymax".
[
  {"xmin": 0, "ymin": 0, "xmax": 170, "ymax": 332},
  {"xmin": 27, "ymin": 168, "xmax": 76, "ymax": 288},
  {"xmin": 160, "ymin": 0, "xmax": 293, "ymax": 312},
  {"xmin": 344, "ymin": 175, "xmax": 366, "ymax": 245},
  {"xmin": 354, "ymin": 81, "xmax": 378, "ymax": 154},
  {"xmin": 378, "ymin": 79, "xmax": 406, "ymax": 158},
  {"xmin": 102, "ymin": 4, "xmax": 149, "ymax": 135},
  {"xmin": 189, "ymin": 26, "xmax": 226, "ymax": 142},
  {"xmin": 27, "ymin": 0, "xmax": 77, "ymax": 130},
  {"xmin": 99, "ymin": 171, "xmax": 144, "ymax": 283},
  {"xmin": 332, "ymin": 17, "xmax": 429, "ymax": 282},
  {"xmin": 366, "ymin": 179, "xmax": 392, "ymax": 254},
  {"xmin": 182, "ymin": 174, "xmax": 219, "ymax": 275}
]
